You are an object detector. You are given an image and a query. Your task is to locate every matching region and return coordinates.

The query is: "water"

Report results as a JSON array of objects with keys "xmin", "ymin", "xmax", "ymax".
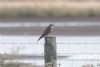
[
  {"xmin": 0, "ymin": 36, "xmax": 100, "ymax": 67},
  {"xmin": 0, "ymin": 19, "xmax": 100, "ymax": 67}
]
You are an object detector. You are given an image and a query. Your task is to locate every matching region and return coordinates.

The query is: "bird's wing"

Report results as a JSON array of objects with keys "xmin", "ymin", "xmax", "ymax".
[{"xmin": 37, "ymin": 26, "xmax": 50, "ymax": 41}]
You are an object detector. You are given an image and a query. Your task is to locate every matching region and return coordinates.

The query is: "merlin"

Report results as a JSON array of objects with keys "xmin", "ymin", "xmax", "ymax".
[{"xmin": 37, "ymin": 24, "xmax": 54, "ymax": 41}]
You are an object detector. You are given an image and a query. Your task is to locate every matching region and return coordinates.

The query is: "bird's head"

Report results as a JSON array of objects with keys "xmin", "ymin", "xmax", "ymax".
[{"xmin": 49, "ymin": 24, "xmax": 54, "ymax": 29}]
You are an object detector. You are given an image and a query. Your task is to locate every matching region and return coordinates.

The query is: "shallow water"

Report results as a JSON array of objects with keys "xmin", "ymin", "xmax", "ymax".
[{"xmin": 0, "ymin": 18, "xmax": 100, "ymax": 67}]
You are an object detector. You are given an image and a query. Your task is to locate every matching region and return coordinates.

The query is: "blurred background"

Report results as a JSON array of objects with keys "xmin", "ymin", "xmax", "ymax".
[{"xmin": 0, "ymin": 0, "xmax": 100, "ymax": 67}]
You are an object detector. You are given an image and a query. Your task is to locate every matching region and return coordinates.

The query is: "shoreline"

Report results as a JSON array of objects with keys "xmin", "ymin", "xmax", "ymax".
[{"xmin": 0, "ymin": 17, "xmax": 100, "ymax": 22}]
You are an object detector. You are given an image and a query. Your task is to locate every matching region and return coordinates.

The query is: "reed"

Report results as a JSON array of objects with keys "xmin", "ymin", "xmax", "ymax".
[{"xmin": 0, "ymin": 2, "xmax": 100, "ymax": 19}]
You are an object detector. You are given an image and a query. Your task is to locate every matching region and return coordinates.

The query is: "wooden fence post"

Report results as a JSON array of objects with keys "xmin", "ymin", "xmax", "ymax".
[{"xmin": 44, "ymin": 36, "xmax": 57, "ymax": 67}]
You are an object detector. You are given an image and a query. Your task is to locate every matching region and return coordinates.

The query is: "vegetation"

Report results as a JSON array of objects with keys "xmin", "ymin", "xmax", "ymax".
[{"xmin": 0, "ymin": 2, "xmax": 100, "ymax": 19}]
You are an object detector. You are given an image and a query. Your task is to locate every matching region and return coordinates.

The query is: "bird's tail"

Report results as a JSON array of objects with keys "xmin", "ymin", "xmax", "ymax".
[{"xmin": 37, "ymin": 35, "xmax": 44, "ymax": 42}]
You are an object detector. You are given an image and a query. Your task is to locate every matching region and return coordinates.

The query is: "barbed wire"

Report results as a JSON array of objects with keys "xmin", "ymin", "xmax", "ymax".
[
  {"xmin": 64, "ymin": 59, "xmax": 100, "ymax": 61},
  {"xmin": 0, "ymin": 43, "xmax": 100, "ymax": 44}
]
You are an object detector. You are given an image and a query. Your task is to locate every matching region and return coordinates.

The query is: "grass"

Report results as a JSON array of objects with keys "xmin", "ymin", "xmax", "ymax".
[{"xmin": 0, "ymin": 1, "xmax": 100, "ymax": 19}]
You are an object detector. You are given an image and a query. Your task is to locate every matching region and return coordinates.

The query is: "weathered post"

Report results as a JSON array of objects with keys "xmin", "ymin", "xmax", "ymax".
[{"xmin": 44, "ymin": 36, "xmax": 57, "ymax": 67}]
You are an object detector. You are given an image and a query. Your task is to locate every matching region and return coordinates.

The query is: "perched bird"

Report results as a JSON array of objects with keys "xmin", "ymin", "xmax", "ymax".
[{"xmin": 37, "ymin": 24, "xmax": 54, "ymax": 41}]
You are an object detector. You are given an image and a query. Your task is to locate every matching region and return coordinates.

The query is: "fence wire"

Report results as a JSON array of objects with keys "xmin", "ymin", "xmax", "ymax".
[
  {"xmin": 0, "ymin": 43, "xmax": 100, "ymax": 67},
  {"xmin": 0, "ymin": 43, "xmax": 100, "ymax": 44}
]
